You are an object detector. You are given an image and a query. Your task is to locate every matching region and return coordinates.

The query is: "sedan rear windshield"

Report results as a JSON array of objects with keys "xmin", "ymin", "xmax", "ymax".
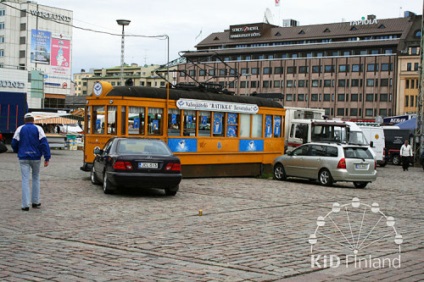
[
  {"xmin": 343, "ymin": 147, "xmax": 373, "ymax": 159},
  {"xmin": 117, "ymin": 140, "xmax": 171, "ymax": 155}
]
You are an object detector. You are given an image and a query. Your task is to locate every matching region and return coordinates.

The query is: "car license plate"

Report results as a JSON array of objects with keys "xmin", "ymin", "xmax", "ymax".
[
  {"xmin": 138, "ymin": 162, "xmax": 158, "ymax": 169},
  {"xmin": 355, "ymin": 164, "xmax": 368, "ymax": 169}
]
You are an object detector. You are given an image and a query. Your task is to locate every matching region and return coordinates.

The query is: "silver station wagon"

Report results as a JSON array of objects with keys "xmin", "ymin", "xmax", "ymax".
[{"xmin": 273, "ymin": 143, "xmax": 377, "ymax": 188}]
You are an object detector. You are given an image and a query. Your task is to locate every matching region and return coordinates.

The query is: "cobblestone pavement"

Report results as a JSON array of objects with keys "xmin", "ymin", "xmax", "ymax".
[{"xmin": 0, "ymin": 148, "xmax": 423, "ymax": 281}]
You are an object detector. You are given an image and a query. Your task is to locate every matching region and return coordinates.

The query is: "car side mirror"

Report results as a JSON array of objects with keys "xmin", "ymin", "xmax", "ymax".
[
  {"xmin": 93, "ymin": 147, "xmax": 102, "ymax": 155},
  {"xmin": 370, "ymin": 141, "xmax": 374, "ymax": 147}
]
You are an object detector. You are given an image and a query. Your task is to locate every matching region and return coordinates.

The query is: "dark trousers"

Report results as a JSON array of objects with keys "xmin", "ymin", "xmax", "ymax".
[{"xmin": 401, "ymin": 156, "xmax": 410, "ymax": 170}]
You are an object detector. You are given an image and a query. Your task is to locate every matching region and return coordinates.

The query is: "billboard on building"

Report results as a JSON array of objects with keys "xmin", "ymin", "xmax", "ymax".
[
  {"xmin": 51, "ymin": 37, "xmax": 70, "ymax": 68},
  {"xmin": 30, "ymin": 29, "xmax": 51, "ymax": 64}
]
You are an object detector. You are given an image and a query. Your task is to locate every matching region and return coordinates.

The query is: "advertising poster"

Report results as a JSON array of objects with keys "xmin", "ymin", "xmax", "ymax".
[
  {"xmin": 239, "ymin": 140, "xmax": 264, "ymax": 152},
  {"xmin": 266, "ymin": 115, "xmax": 272, "ymax": 137},
  {"xmin": 31, "ymin": 30, "xmax": 51, "ymax": 64},
  {"xmin": 274, "ymin": 117, "xmax": 281, "ymax": 137},
  {"xmin": 213, "ymin": 113, "xmax": 223, "ymax": 135},
  {"xmin": 51, "ymin": 38, "xmax": 70, "ymax": 68},
  {"xmin": 168, "ymin": 139, "xmax": 197, "ymax": 153}
]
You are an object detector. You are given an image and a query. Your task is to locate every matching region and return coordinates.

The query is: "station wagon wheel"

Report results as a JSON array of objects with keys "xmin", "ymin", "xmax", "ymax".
[
  {"xmin": 273, "ymin": 163, "xmax": 287, "ymax": 181},
  {"xmin": 90, "ymin": 166, "xmax": 100, "ymax": 185},
  {"xmin": 318, "ymin": 169, "xmax": 333, "ymax": 186},
  {"xmin": 353, "ymin": 182, "xmax": 368, "ymax": 188},
  {"xmin": 103, "ymin": 172, "xmax": 113, "ymax": 194},
  {"xmin": 165, "ymin": 185, "xmax": 179, "ymax": 196}
]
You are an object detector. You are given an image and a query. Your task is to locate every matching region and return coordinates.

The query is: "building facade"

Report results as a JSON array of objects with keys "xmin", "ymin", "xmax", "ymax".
[
  {"xmin": 78, "ymin": 64, "xmax": 175, "ymax": 96},
  {"xmin": 178, "ymin": 13, "xmax": 422, "ymax": 119},
  {"xmin": 0, "ymin": 0, "xmax": 73, "ymax": 108}
]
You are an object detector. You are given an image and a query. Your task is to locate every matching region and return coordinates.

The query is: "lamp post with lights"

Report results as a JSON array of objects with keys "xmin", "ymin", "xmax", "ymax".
[{"xmin": 116, "ymin": 19, "xmax": 131, "ymax": 86}]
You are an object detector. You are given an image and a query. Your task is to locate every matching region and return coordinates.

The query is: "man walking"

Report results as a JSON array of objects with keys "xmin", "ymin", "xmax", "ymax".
[
  {"xmin": 12, "ymin": 113, "xmax": 50, "ymax": 211},
  {"xmin": 400, "ymin": 139, "xmax": 413, "ymax": 171}
]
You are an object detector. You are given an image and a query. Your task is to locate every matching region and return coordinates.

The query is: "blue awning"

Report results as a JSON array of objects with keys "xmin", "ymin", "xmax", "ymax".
[{"xmin": 396, "ymin": 117, "xmax": 417, "ymax": 130}]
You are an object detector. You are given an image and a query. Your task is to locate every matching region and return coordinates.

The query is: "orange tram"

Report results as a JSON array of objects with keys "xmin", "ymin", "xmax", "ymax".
[{"xmin": 80, "ymin": 81, "xmax": 286, "ymax": 177}]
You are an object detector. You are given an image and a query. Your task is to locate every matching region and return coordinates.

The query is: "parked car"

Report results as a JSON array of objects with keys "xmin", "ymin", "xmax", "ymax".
[
  {"xmin": 273, "ymin": 143, "xmax": 377, "ymax": 188},
  {"xmin": 90, "ymin": 137, "xmax": 182, "ymax": 195}
]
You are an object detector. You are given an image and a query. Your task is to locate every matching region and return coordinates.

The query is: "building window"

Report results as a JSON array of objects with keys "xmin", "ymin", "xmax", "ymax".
[
  {"xmin": 351, "ymin": 79, "xmax": 361, "ymax": 87},
  {"xmin": 298, "ymin": 94, "xmax": 305, "ymax": 101},
  {"xmin": 298, "ymin": 80, "xmax": 307, "ymax": 87},
  {"xmin": 406, "ymin": 63, "xmax": 411, "ymax": 71},
  {"xmin": 350, "ymin": 108, "xmax": 358, "ymax": 116},
  {"xmin": 312, "ymin": 66, "xmax": 321, "ymax": 73},
  {"xmin": 208, "ymin": 69, "xmax": 215, "ymax": 76},
  {"xmin": 380, "ymin": 94, "xmax": 388, "ymax": 102},
  {"xmin": 352, "ymin": 64, "xmax": 362, "ymax": 72},
  {"xmin": 19, "ymin": 50, "xmax": 25, "ymax": 58},
  {"xmin": 298, "ymin": 66, "xmax": 308, "ymax": 73},
  {"xmin": 263, "ymin": 67, "xmax": 272, "ymax": 74},
  {"xmin": 199, "ymin": 69, "xmax": 206, "ymax": 76},
  {"xmin": 286, "ymin": 94, "xmax": 293, "ymax": 101},
  {"xmin": 287, "ymin": 66, "xmax": 296, "ymax": 74},
  {"xmin": 273, "ymin": 80, "xmax": 280, "ymax": 88},
  {"xmin": 414, "ymin": 63, "xmax": 419, "ymax": 71},
  {"xmin": 351, "ymin": 94, "xmax": 358, "ymax": 101},
  {"xmin": 0, "ymin": 36, "xmax": 4, "ymax": 43},
  {"xmin": 337, "ymin": 108, "xmax": 345, "ymax": 116},
  {"xmin": 251, "ymin": 81, "xmax": 257, "ymax": 88},
  {"xmin": 311, "ymin": 94, "xmax": 318, "ymax": 101},
  {"xmin": 240, "ymin": 68, "xmax": 249, "ymax": 75},
  {"xmin": 251, "ymin": 68, "xmax": 259, "ymax": 75},
  {"xmin": 324, "ymin": 80, "xmax": 332, "ymax": 87},
  {"xmin": 0, "ymin": 10, "xmax": 5, "ymax": 16},
  {"xmin": 286, "ymin": 80, "xmax": 294, "ymax": 88},
  {"xmin": 367, "ymin": 64, "xmax": 378, "ymax": 72},
  {"xmin": 381, "ymin": 63, "xmax": 392, "ymax": 71},
  {"xmin": 189, "ymin": 70, "xmax": 195, "ymax": 77},
  {"xmin": 338, "ymin": 94, "xmax": 345, "ymax": 101},
  {"xmin": 380, "ymin": 79, "xmax": 389, "ymax": 87},
  {"xmin": 0, "ymin": 22, "xmax": 4, "ymax": 29},
  {"xmin": 366, "ymin": 94, "xmax": 374, "ymax": 102},
  {"xmin": 312, "ymin": 80, "xmax": 319, "ymax": 87},
  {"xmin": 365, "ymin": 109, "xmax": 373, "ymax": 116},
  {"xmin": 324, "ymin": 65, "xmax": 334, "ymax": 73},
  {"xmin": 406, "ymin": 80, "xmax": 410, "ymax": 89},
  {"xmin": 323, "ymin": 94, "xmax": 331, "ymax": 101},
  {"xmin": 379, "ymin": 109, "xmax": 387, "ymax": 116},
  {"xmin": 0, "ymin": 49, "xmax": 4, "ymax": 57},
  {"xmin": 366, "ymin": 79, "xmax": 375, "ymax": 87},
  {"xmin": 219, "ymin": 69, "xmax": 226, "ymax": 76},
  {"xmin": 339, "ymin": 79, "xmax": 348, "ymax": 87},
  {"xmin": 20, "ymin": 23, "xmax": 26, "ymax": 31},
  {"xmin": 339, "ymin": 64, "xmax": 349, "ymax": 72},
  {"xmin": 274, "ymin": 67, "xmax": 283, "ymax": 74},
  {"xmin": 19, "ymin": 36, "xmax": 26, "ymax": 44},
  {"xmin": 263, "ymin": 81, "xmax": 270, "ymax": 88}
]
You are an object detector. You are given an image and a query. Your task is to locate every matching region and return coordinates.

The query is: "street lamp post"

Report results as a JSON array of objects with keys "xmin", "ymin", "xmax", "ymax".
[{"xmin": 116, "ymin": 19, "xmax": 131, "ymax": 86}]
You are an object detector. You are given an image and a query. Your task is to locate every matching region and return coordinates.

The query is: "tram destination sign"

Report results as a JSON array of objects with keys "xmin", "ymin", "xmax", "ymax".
[{"xmin": 176, "ymin": 99, "xmax": 259, "ymax": 114}]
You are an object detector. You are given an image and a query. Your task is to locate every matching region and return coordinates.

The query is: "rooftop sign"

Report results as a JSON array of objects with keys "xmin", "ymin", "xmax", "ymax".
[
  {"xmin": 350, "ymin": 16, "xmax": 378, "ymax": 26},
  {"xmin": 229, "ymin": 24, "xmax": 263, "ymax": 39}
]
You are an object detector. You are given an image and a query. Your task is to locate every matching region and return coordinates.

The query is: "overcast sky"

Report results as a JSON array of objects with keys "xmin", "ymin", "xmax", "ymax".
[{"xmin": 37, "ymin": 0, "xmax": 422, "ymax": 75}]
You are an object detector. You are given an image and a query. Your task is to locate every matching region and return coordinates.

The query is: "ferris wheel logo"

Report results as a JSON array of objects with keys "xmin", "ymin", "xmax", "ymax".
[{"xmin": 308, "ymin": 197, "xmax": 403, "ymax": 269}]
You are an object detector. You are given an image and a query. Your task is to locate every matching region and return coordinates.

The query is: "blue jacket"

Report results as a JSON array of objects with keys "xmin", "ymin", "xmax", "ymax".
[{"xmin": 11, "ymin": 123, "xmax": 51, "ymax": 161}]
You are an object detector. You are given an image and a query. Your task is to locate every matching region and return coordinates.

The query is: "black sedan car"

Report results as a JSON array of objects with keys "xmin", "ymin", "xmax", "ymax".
[{"xmin": 90, "ymin": 137, "xmax": 182, "ymax": 195}]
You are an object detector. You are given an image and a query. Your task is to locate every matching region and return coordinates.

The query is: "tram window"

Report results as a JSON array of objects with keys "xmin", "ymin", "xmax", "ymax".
[
  {"xmin": 227, "ymin": 113, "xmax": 238, "ymax": 137},
  {"xmin": 274, "ymin": 116, "xmax": 282, "ymax": 137},
  {"xmin": 252, "ymin": 114, "xmax": 263, "ymax": 137},
  {"xmin": 168, "ymin": 108, "xmax": 181, "ymax": 136},
  {"xmin": 239, "ymin": 114, "xmax": 250, "ymax": 137},
  {"xmin": 93, "ymin": 106, "xmax": 105, "ymax": 134},
  {"xmin": 212, "ymin": 112, "xmax": 225, "ymax": 137},
  {"xmin": 148, "ymin": 108, "xmax": 163, "ymax": 135},
  {"xmin": 265, "ymin": 115, "xmax": 273, "ymax": 138},
  {"xmin": 198, "ymin": 112, "xmax": 211, "ymax": 136},
  {"xmin": 128, "ymin": 107, "xmax": 145, "ymax": 135},
  {"xmin": 183, "ymin": 110, "xmax": 196, "ymax": 136},
  {"xmin": 107, "ymin": 106, "xmax": 117, "ymax": 135}
]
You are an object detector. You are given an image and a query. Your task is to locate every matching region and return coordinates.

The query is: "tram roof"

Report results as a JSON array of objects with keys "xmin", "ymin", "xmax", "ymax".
[{"xmin": 106, "ymin": 86, "xmax": 283, "ymax": 109}]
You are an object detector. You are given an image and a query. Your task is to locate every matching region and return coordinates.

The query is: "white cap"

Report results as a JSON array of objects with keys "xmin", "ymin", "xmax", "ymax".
[{"xmin": 24, "ymin": 113, "xmax": 34, "ymax": 118}]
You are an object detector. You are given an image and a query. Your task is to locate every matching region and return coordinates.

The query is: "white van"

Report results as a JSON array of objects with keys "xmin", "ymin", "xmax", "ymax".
[
  {"xmin": 286, "ymin": 119, "xmax": 368, "ymax": 151},
  {"xmin": 358, "ymin": 125, "xmax": 386, "ymax": 166}
]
